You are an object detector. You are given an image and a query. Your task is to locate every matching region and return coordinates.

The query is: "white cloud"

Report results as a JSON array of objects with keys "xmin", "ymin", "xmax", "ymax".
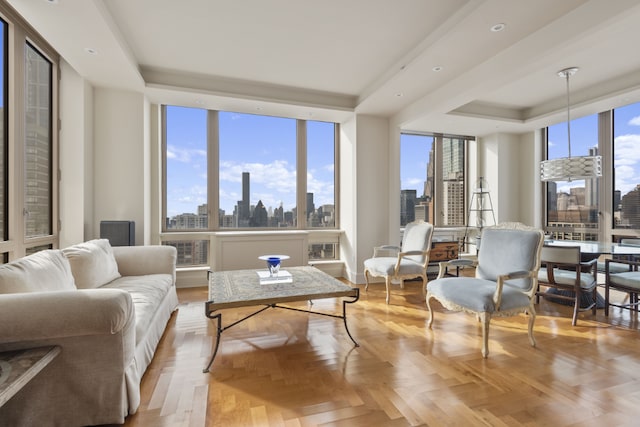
[
  {"xmin": 219, "ymin": 160, "xmax": 301, "ymax": 210},
  {"xmin": 628, "ymin": 115, "xmax": 640, "ymax": 126},
  {"xmin": 166, "ymin": 145, "xmax": 206, "ymax": 163},
  {"xmin": 613, "ymin": 133, "xmax": 640, "ymax": 195}
]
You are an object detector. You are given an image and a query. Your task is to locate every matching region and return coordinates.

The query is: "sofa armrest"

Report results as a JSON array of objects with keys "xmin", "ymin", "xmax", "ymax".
[
  {"xmin": 0, "ymin": 288, "xmax": 139, "ymax": 426},
  {"xmin": 112, "ymin": 245, "xmax": 177, "ymax": 283},
  {"xmin": 0, "ymin": 289, "xmax": 134, "ymax": 344}
]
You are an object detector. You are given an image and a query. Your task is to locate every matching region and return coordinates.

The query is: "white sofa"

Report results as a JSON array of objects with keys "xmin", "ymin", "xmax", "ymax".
[{"xmin": 0, "ymin": 239, "xmax": 178, "ymax": 426}]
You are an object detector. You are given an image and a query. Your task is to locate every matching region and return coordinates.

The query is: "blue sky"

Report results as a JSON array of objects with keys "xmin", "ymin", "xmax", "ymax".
[{"xmin": 165, "ymin": 106, "xmax": 335, "ymax": 217}]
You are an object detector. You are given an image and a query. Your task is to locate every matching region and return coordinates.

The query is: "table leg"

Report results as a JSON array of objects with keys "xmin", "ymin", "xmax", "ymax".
[
  {"xmin": 203, "ymin": 313, "xmax": 222, "ymax": 373},
  {"xmin": 342, "ymin": 288, "xmax": 360, "ymax": 347}
]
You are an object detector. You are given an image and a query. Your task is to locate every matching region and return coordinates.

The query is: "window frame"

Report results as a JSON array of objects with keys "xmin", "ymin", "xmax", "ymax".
[
  {"xmin": 543, "ymin": 105, "xmax": 640, "ymax": 243},
  {"xmin": 0, "ymin": 3, "xmax": 60, "ymax": 261},
  {"xmin": 400, "ymin": 131, "xmax": 470, "ymax": 228},
  {"xmin": 161, "ymin": 105, "xmax": 339, "ymax": 233}
]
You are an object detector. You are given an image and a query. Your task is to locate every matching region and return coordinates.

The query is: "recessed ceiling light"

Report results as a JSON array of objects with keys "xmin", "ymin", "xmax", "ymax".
[
  {"xmin": 84, "ymin": 47, "xmax": 98, "ymax": 55},
  {"xmin": 432, "ymin": 66, "xmax": 443, "ymax": 72},
  {"xmin": 395, "ymin": 92, "xmax": 404, "ymax": 97},
  {"xmin": 44, "ymin": 0, "xmax": 59, "ymax": 4},
  {"xmin": 490, "ymin": 23, "xmax": 506, "ymax": 32}
]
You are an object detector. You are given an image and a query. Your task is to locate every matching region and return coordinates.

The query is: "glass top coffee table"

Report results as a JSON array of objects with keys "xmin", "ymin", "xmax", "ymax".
[{"xmin": 204, "ymin": 266, "xmax": 359, "ymax": 372}]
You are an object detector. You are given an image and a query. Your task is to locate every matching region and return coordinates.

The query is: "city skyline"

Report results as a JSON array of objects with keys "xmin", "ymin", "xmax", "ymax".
[
  {"xmin": 167, "ymin": 170, "xmax": 335, "ymax": 229},
  {"xmin": 400, "ymin": 104, "xmax": 640, "ymax": 210}
]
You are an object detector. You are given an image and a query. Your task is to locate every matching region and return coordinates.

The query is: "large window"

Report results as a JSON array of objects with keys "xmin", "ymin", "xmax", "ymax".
[
  {"xmin": 24, "ymin": 43, "xmax": 52, "ymax": 238},
  {"xmin": 613, "ymin": 102, "xmax": 640, "ymax": 232},
  {"xmin": 0, "ymin": 3, "xmax": 59, "ymax": 261},
  {"xmin": 163, "ymin": 106, "xmax": 338, "ymax": 265},
  {"xmin": 545, "ymin": 114, "xmax": 599, "ymax": 240},
  {"xmin": 544, "ymin": 102, "xmax": 640, "ymax": 242},
  {"xmin": 400, "ymin": 133, "xmax": 467, "ymax": 227},
  {"xmin": 219, "ymin": 112, "xmax": 297, "ymax": 228}
]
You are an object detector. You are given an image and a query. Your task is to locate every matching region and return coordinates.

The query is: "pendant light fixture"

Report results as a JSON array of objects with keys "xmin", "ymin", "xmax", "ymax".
[{"xmin": 540, "ymin": 67, "xmax": 602, "ymax": 182}]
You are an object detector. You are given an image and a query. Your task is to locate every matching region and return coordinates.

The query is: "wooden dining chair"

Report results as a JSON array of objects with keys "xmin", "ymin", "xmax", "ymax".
[
  {"xmin": 604, "ymin": 258, "xmax": 640, "ymax": 315},
  {"xmin": 536, "ymin": 245, "xmax": 598, "ymax": 326}
]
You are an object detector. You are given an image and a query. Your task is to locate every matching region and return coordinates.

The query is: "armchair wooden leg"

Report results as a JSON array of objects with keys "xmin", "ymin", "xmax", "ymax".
[
  {"xmin": 479, "ymin": 312, "xmax": 490, "ymax": 358},
  {"xmin": 385, "ymin": 277, "xmax": 391, "ymax": 304},
  {"xmin": 426, "ymin": 293, "xmax": 434, "ymax": 328},
  {"xmin": 527, "ymin": 304, "xmax": 537, "ymax": 348},
  {"xmin": 364, "ymin": 270, "xmax": 370, "ymax": 291}
]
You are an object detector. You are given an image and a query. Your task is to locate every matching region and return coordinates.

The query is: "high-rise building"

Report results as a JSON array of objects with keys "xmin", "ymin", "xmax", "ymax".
[
  {"xmin": 443, "ymin": 181, "xmax": 465, "ymax": 225},
  {"xmin": 306, "ymin": 193, "xmax": 315, "ymax": 217},
  {"xmin": 441, "ymin": 138, "xmax": 465, "ymax": 225},
  {"xmin": 251, "ymin": 200, "xmax": 268, "ymax": 227},
  {"xmin": 401, "ymin": 189, "xmax": 417, "ymax": 225},
  {"xmin": 621, "ymin": 185, "xmax": 640, "ymax": 228},
  {"xmin": 585, "ymin": 146, "xmax": 599, "ymax": 210}
]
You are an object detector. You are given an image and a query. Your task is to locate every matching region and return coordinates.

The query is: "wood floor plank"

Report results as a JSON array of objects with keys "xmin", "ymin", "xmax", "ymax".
[{"xmin": 113, "ymin": 278, "xmax": 640, "ymax": 426}]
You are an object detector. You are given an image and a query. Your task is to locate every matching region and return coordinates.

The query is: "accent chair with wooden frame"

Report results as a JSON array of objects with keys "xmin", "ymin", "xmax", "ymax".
[
  {"xmin": 364, "ymin": 220, "xmax": 433, "ymax": 304},
  {"xmin": 426, "ymin": 222, "xmax": 544, "ymax": 358},
  {"xmin": 536, "ymin": 245, "xmax": 598, "ymax": 326}
]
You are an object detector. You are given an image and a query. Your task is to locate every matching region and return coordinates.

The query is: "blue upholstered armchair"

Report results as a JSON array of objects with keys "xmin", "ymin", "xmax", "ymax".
[
  {"xmin": 426, "ymin": 223, "xmax": 544, "ymax": 358},
  {"xmin": 364, "ymin": 221, "xmax": 433, "ymax": 304}
]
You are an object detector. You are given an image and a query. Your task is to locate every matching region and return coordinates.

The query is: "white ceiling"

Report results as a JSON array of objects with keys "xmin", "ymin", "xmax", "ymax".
[{"xmin": 8, "ymin": 0, "xmax": 640, "ymax": 137}]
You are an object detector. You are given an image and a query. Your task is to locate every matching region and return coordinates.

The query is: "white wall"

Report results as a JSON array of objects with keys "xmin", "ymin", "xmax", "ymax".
[
  {"xmin": 518, "ymin": 131, "xmax": 542, "ymax": 227},
  {"xmin": 477, "ymin": 131, "xmax": 541, "ymax": 227},
  {"xmin": 340, "ymin": 114, "xmax": 390, "ymax": 284},
  {"xmin": 93, "ymin": 88, "xmax": 148, "ymax": 244},
  {"xmin": 59, "ymin": 60, "xmax": 92, "ymax": 247}
]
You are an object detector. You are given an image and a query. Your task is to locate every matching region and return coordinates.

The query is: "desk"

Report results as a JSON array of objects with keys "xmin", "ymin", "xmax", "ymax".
[{"xmin": 204, "ymin": 266, "xmax": 359, "ymax": 372}]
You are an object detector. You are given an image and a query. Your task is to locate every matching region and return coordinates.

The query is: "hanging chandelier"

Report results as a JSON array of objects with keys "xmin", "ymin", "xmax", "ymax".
[{"xmin": 540, "ymin": 67, "xmax": 602, "ymax": 182}]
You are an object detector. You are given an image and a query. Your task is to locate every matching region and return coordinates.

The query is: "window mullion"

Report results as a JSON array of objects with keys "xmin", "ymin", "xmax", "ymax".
[
  {"xmin": 208, "ymin": 110, "xmax": 219, "ymax": 230},
  {"xmin": 296, "ymin": 120, "xmax": 306, "ymax": 228}
]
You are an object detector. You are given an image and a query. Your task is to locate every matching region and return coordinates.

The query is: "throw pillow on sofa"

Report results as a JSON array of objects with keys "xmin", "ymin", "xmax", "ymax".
[
  {"xmin": 62, "ymin": 239, "xmax": 121, "ymax": 288},
  {"xmin": 0, "ymin": 249, "xmax": 76, "ymax": 293}
]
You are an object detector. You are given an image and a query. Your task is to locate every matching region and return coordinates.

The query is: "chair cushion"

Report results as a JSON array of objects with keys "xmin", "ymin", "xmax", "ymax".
[
  {"xmin": 538, "ymin": 268, "xmax": 596, "ymax": 289},
  {"xmin": 608, "ymin": 271, "xmax": 640, "ymax": 290},
  {"xmin": 428, "ymin": 277, "xmax": 531, "ymax": 313},
  {"xmin": 597, "ymin": 261, "xmax": 631, "ymax": 274},
  {"xmin": 63, "ymin": 239, "xmax": 121, "ymax": 289},
  {"xmin": 364, "ymin": 257, "xmax": 424, "ymax": 276}
]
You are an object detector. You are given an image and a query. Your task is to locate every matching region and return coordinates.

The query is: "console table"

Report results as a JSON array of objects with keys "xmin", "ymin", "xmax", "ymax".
[{"xmin": 0, "ymin": 346, "xmax": 61, "ymax": 407}]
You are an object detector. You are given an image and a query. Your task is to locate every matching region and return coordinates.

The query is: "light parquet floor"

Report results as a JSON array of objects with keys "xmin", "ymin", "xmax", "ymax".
[{"xmin": 115, "ymin": 274, "xmax": 640, "ymax": 427}]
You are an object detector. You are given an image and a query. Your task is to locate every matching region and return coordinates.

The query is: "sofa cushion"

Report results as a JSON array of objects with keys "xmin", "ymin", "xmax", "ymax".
[
  {"xmin": 63, "ymin": 239, "xmax": 121, "ymax": 289},
  {"xmin": 103, "ymin": 274, "xmax": 174, "ymax": 345},
  {"xmin": 0, "ymin": 249, "xmax": 76, "ymax": 294}
]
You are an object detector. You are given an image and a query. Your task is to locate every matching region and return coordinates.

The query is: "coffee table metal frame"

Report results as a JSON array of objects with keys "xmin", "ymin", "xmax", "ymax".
[{"xmin": 204, "ymin": 266, "xmax": 359, "ymax": 372}]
